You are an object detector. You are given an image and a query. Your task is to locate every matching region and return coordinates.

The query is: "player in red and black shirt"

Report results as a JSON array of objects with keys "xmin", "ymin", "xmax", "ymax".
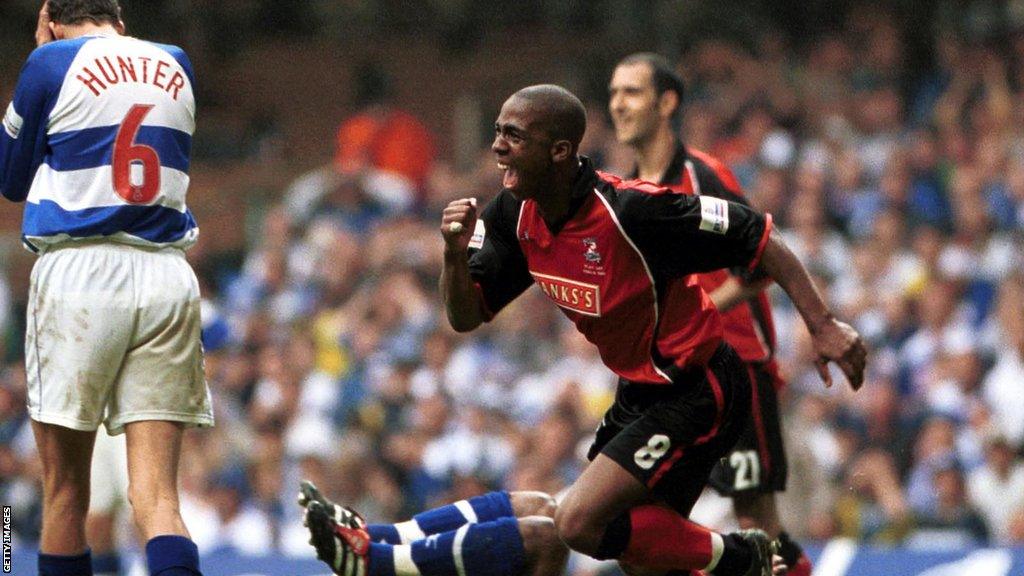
[
  {"xmin": 300, "ymin": 85, "xmax": 864, "ymax": 576},
  {"xmin": 608, "ymin": 53, "xmax": 812, "ymax": 576},
  {"xmin": 451, "ymin": 84, "xmax": 863, "ymax": 574}
]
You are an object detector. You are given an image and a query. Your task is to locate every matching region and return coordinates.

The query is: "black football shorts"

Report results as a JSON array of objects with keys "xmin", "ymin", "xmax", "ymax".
[
  {"xmin": 708, "ymin": 361, "xmax": 788, "ymax": 496},
  {"xmin": 587, "ymin": 343, "xmax": 752, "ymax": 515}
]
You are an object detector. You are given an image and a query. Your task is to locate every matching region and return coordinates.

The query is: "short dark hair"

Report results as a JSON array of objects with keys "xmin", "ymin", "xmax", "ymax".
[
  {"xmin": 47, "ymin": 0, "xmax": 120, "ymax": 26},
  {"xmin": 617, "ymin": 52, "xmax": 685, "ymax": 130},
  {"xmin": 513, "ymin": 84, "xmax": 587, "ymax": 150}
]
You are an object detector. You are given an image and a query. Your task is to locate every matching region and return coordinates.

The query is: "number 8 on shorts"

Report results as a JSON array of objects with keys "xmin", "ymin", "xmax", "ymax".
[{"xmin": 634, "ymin": 434, "xmax": 671, "ymax": 470}]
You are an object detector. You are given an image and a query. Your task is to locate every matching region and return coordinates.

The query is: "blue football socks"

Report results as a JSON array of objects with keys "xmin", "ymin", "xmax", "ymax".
[
  {"xmin": 145, "ymin": 535, "xmax": 202, "ymax": 576},
  {"xmin": 91, "ymin": 552, "xmax": 122, "ymax": 576},
  {"xmin": 367, "ymin": 517, "xmax": 526, "ymax": 576},
  {"xmin": 38, "ymin": 549, "xmax": 92, "ymax": 576},
  {"xmin": 367, "ymin": 491, "xmax": 514, "ymax": 544}
]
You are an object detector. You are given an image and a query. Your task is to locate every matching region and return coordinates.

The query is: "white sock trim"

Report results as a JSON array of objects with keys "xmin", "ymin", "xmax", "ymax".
[
  {"xmin": 393, "ymin": 544, "xmax": 420, "ymax": 575},
  {"xmin": 396, "ymin": 520, "xmax": 427, "ymax": 544},
  {"xmin": 704, "ymin": 532, "xmax": 725, "ymax": 572},
  {"xmin": 454, "ymin": 500, "xmax": 479, "ymax": 524},
  {"xmin": 452, "ymin": 524, "xmax": 470, "ymax": 576}
]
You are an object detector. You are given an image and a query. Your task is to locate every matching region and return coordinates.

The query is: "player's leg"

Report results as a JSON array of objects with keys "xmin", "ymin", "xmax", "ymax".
[
  {"xmin": 710, "ymin": 363, "xmax": 811, "ymax": 576},
  {"xmin": 301, "ymin": 482, "xmax": 555, "ymax": 544},
  {"xmin": 86, "ymin": 512, "xmax": 120, "ymax": 576},
  {"xmin": 554, "ymin": 345, "xmax": 777, "ymax": 575},
  {"xmin": 557, "ymin": 454, "xmax": 771, "ymax": 574},
  {"xmin": 125, "ymin": 420, "xmax": 200, "ymax": 576},
  {"xmin": 111, "ymin": 247, "xmax": 212, "ymax": 576},
  {"xmin": 25, "ymin": 246, "xmax": 131, "ymax": 575},
  {"xmin": 304, "ymin": 501, "xmax": 567, "ymax": 576},
  {"xmin": 730, "ymin": 495, "xmax": 810, "ymax": 576},
  {"xmin": 31, "ymin": 421, "xmax": 98, "ymax": 575}
]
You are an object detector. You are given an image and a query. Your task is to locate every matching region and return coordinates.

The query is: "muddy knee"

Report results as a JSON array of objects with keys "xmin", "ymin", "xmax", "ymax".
[
  {"xmin": 511, "ymin": 491, "xmax": 558, "ymax": 518},
  {"xmin": 518, "ymin": 516, "xmax": 568, "ymax": 570}
]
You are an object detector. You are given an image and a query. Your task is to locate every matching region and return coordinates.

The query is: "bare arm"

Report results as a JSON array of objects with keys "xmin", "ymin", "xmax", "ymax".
[
  {"xmin": 440, "ymin": 198, "xmax": 485, "ymax": 332},
  {"xmin": 708, "ymin": 276, "xmax": 772, "ymax": 312},
  {"xmin": 757, "ymin": 229, "xmax": 867, "ymax": 389}
]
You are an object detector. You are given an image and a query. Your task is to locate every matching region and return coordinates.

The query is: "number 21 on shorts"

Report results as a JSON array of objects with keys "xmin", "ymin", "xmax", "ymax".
[
  {"xmin": 634, "ymin": 434, "xmax": 671, "ymax": 470},
  {"xmin": 113, "ymin": 104, "xmax": 161, "ymax": 204},
  {"xmin": 730, "ymin": 450, "xmax": 761, "ymax": 490}
]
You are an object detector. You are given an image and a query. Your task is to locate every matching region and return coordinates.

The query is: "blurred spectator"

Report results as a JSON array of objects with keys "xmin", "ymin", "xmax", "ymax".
[
  {"xmin": 834, "ymin": 449, "xmax": 912, "ymax": 544},
  {"xmin": 906, "ymin": 416, "xmax": 961, "ymax": 514},
  {"xmin": 907, "ymin": 461, "xmax": 989, "ymax": 549},
  {"xmin": 283, "ymin": 62, "xmax": 436, "ymax": 226},
  {"xmin": 968, "ymin": 433, "xmax": 1024, "ymax": 545},
  {"xmin": 334, "ymin": 62, "xmax": 436, "ymax": 195},
  {"xmin": 206, "ymin": 466, "xmax": 274, "ymax": 554},
  {"xmin": 982, "ymin": 275, "xmax": 1024, "ymax": 446}
]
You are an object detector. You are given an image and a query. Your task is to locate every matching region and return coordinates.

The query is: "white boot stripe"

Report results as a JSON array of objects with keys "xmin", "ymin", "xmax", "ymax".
[{"xmin": 335, "ymin": 536, "xmax": 346, "ymax": 573}]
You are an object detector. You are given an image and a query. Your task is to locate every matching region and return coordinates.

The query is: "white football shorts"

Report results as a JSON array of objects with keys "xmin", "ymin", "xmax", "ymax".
[{"xmin": 25, "ymin": 242, "xmax": 213, "ymax": 435}]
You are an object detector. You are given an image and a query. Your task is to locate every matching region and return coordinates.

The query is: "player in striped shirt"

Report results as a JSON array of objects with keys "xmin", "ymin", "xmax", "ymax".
[{"xmin": 1, "ymin": 2, "xmax": 208, "ymax": 575}]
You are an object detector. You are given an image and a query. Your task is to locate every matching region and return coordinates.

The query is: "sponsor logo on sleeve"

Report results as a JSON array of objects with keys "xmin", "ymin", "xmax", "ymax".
[
  {"xmin": 698, "ymin": 195, "xmax": 729, "ymax": 234},
  {"xmin": 531, "ymin": 272, "xmax": 600, "ymax": 316},
  {"xmin": 3, "ymin": 103, "xmax": 22, "ymax": 139},
  {"xmin": 468, "ymin": 219, "xmax": 486, "ymax": 250}
]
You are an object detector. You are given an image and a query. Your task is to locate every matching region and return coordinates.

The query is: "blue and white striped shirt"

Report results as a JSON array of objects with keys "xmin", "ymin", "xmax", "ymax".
[{"xmin": 1, "ymin": 34, "xmax": 198, "ymax": 251}]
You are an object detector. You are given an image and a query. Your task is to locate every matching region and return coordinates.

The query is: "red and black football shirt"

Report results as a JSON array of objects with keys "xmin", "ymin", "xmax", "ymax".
[
  {"xmin": 467, "ymin": 157, "xmax": 773, "ymax": 386},
  {"xmin": 633, "ymin": 143, "xmax": 780, "ymax": 376}
]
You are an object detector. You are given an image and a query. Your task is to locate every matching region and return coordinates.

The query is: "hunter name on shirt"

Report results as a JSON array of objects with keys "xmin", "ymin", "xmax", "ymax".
[{"xmin": 76, "ymin": 54, "xmax": 187, "ymax": 99}]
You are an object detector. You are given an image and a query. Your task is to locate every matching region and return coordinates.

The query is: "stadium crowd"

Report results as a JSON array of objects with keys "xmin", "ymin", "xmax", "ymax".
[{"xmin": 2, "ymin": 2, "xmax": 1024, "ymax": 573}]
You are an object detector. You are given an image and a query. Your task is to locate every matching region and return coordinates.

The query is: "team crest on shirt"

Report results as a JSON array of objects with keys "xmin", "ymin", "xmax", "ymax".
[{"xmin": 583, "ymin": 237, "xmax": 602, "ymax": 263}]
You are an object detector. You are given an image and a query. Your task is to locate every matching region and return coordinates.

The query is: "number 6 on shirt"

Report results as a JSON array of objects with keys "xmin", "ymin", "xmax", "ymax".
[{"xmin": 112, "ymin": 104, "xmax": 161, "ymax": 204}]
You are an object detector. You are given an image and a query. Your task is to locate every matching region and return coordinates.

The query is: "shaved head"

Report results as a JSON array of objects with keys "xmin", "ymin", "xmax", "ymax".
[{"xmin": 510, "ymin": 84, "xmax": 587, "ymax": 150}]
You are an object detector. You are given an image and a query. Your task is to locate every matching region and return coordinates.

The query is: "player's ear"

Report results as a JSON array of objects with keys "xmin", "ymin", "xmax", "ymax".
[
  {"xmin": 658, "ymin": 90, "xmax": 679, "ymax": 121},
  {"xmin": 49, "ymin": 21, "xmax": 63, "ymax": 39},
  {"xmin": 115, "ymin": 19, "xmax": 126, "ymax": 34},
  {"xmin": 550, "ymin": 139, "xmax": 572, "ymax": 162}
]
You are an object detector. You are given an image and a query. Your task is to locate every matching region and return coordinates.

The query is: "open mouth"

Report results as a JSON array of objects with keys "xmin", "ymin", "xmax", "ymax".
[{"xmin": 498, "ymin": 162, "xmax": 518, "ymax": 189}]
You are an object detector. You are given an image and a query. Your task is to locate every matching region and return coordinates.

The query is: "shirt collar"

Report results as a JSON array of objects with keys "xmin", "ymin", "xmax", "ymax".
[
  {"xmin": 627, "ymin": 140, "xmax": 689, "ymax": 186},
  {"xmin": 571, "ymin": 156, "xmax": 599, "ymax": 200},
  {"xmin": 543, "ymin": 156, "xmax": 598, "ymax": 235}
]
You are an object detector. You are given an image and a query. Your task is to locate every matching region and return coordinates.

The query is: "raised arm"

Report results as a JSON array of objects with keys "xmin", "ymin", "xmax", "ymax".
[
  {"xmin": 440, "ymin": 194, "xmax": 534, "ymax": 332},
  {"xmin": 440, "ymin": 198, "xmax": 486, "ymax": 332},
  {"xmin": 1, "ymin": 46, "xmax": 60, "ymax": 203}
]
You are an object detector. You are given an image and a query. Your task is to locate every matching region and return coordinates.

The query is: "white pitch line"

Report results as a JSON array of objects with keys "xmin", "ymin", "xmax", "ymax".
[{"xmin": 813, "ymin": 538, "xmax": 858, "ymax": 576}]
